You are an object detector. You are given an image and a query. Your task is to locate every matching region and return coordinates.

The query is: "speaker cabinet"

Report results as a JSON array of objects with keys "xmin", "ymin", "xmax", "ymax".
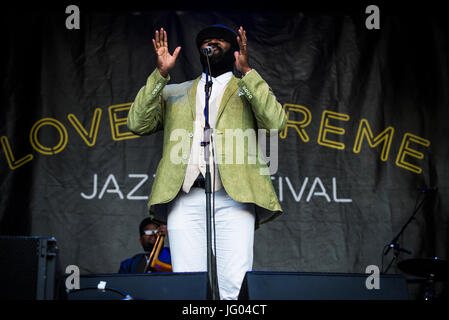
[
  {"xmin": 68, "ymin": 272, "xmax": 209, "ymax": 300},
  {"xmin": 0, "ymin": 236, "xmax": 61, "ymax": 300},
  {"xmin": 238, "ymin": 271, "xmax": 409, "ymax": 300}
]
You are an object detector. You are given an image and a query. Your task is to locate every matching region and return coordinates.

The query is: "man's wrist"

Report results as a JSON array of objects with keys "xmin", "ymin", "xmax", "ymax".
[{"xmin": 158, "ymin": 68, "xmax": 169, "ymax": 78}]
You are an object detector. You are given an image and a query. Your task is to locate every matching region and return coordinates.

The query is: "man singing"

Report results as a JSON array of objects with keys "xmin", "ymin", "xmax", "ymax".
[{"xmin": 127, "ymin": 24, "xmax": 286, "ymax": 299}]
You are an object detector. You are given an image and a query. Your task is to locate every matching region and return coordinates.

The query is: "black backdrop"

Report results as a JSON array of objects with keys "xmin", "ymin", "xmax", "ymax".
[{"xmin": 1, "ymin": 2, "xmax": 448, "ymax": 298}]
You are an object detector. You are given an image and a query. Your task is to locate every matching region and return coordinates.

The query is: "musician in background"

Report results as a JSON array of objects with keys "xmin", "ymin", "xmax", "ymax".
[{"xmin": 118, "ymin": 217, "xmax": 171, "ymax": 273}]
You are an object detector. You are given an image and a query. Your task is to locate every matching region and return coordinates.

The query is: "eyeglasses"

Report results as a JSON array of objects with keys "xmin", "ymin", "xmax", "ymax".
[{"xmin": 143, "ymin": 229, "xmax": 158, "ymax": 236}]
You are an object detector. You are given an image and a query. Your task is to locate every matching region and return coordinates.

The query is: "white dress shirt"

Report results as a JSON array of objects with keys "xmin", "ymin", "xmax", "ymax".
[{"xmin": 182, "ymin": 71, "xmax": 233, "ymax": 193}]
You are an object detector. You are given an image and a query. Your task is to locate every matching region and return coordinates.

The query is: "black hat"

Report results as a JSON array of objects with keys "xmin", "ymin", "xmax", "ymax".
[{"xmin": 196, "ymin": 24, "xmax": 239, "ymax": 52}]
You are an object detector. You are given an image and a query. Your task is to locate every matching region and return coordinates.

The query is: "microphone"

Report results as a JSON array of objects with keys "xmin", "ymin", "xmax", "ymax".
[{"xmin": 203, "ymin": 46, "xmax": 214, "ymax": 57}]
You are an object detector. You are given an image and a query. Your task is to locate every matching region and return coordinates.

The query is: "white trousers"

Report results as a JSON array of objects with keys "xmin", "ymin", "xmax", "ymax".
[{"xmin": 167, "ymin": 187, "xmax": 255, "ymax": 300}]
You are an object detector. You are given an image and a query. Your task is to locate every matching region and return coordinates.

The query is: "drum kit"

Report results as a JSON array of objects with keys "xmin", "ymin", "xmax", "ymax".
[
  {"xmin": 383, "ymin": 188, "xmax": 448, "ymax": 300},
  {"xmin": 397, "ymin": 256, "xmax": 449, "ymax": 300}
]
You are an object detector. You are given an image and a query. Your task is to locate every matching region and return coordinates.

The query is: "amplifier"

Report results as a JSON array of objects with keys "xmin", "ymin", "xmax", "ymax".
[
  {"xmin": 238, "ymin": 271, "xmax": 409, "ymax": 300},
  {"xmin": 0, "ymin": 236, "xmax": 61, "ymax": 300},
  {"xmin": 67, "ymin": 272, "xmax": 209, "ymax": 300}
]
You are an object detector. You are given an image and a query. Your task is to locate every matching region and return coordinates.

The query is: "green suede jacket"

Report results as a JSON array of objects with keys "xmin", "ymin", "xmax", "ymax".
[{"xmin": 127, "ymin": 68, "xmax": 287, "ymax": 227}]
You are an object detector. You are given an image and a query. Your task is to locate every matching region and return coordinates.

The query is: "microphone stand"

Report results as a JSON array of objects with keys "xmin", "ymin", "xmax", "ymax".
[
  {"xmin": 382, "ymin": 190, "xmax": 433, "ymax": 274},
  {"xmin": 201, "ymin": 53, "xmax": 219, "ymax": 300}
]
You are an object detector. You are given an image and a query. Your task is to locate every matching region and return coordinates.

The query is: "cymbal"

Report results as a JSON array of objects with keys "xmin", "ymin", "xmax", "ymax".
[{"xmin": 398, "ymin": 257, "xmax": 449, "ymax": 280}]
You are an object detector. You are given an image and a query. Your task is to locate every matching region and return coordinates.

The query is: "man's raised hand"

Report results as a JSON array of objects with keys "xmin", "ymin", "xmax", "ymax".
[
  {"xmin": 152, "ymin": 28, "xmax": 181, "ymax": 78},
  {"xmin": 234, "ymin": 26, "xmax": 251, "ymax": 75}
]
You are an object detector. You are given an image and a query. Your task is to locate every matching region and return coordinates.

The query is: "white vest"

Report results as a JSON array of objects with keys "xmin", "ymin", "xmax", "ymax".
[{"xmin": 182, "ymin": 72, "xmax": 233, "ymax": 193}]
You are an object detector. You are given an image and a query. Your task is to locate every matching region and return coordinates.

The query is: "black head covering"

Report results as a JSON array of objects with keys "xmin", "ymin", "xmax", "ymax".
[{"xmin": 196, "ymin": 24, "xmax": 239, "ymax": 52}]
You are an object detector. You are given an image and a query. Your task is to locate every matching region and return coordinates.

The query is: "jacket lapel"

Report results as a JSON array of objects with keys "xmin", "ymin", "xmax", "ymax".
[
  {"xmin": 188, "ymin": 76, "xmax": 201, "ymax": 120},
  {"xmin": 216, "ymin": 76, "xmax": 239, "ymax": 123}
]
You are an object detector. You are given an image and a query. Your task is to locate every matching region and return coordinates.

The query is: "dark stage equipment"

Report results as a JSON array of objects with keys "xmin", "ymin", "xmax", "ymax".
[
  {"xmin": 67, "ymin": 272, "xmax": 209, "ymax": 300},
  {"xmin": 238, "ymin": 271, "xmax": 410, "ymax": 300},
  {"xmin": 0, "ymin": 236, "xmax": 62, "ymax": 300}
]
